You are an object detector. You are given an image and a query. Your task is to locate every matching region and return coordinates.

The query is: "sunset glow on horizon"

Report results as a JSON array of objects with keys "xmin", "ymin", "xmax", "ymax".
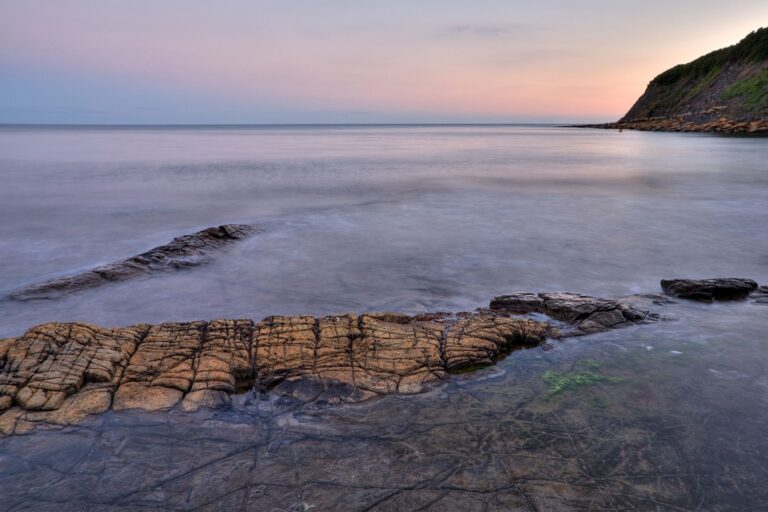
[{"xmin": 1, "ymin": 1, "xmax": 767, "ymax": 124}]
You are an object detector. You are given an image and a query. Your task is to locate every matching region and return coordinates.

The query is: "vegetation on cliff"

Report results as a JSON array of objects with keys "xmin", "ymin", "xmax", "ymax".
[{"xmin": 619, "ymin": 27, "xmax": 768, "ymax": 127}]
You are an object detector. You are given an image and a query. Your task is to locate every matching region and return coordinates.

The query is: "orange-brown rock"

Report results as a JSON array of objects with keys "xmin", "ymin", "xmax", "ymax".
[
  {"xmin": 0, "ymin": 312, "xmax": 552, "ymax": 434},
  {"xmin": 0, "ymin": 291, "xmax": 659, "ymax": 435}
]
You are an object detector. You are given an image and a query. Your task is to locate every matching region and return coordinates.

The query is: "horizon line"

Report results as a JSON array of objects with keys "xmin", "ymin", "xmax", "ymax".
[{"xmin": 0, "ymin": 122, "xmax": 599, "ymax": 129}]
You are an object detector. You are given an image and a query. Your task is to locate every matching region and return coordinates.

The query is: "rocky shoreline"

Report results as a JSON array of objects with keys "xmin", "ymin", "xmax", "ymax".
[
  {"xmin": 577, "ymin": 118, "xmax": 768, "ymax": 134},
  {"xmin": 0, "ymin": 277, "xmax": 764, "ymax": 436},
  {"xmin": 0, "ymin": 292, "xmax": 660, "ymax": 435}
]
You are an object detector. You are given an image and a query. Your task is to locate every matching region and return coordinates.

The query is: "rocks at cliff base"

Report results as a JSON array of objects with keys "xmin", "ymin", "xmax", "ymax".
[
  {"xmin": 582, "ymin": 119, "xmax": 768, "ymax": 134},
  {"xmin": 489, "ymin": 292, "xmax": 656, "ymax": 334},
  {"xmin": 660, "ymin": 278, "xmax": 759, "ymax": 301},
  {"xmin": 577, "ymin": 29, "xmax": 768, "ymax": 134},
  {"xmin": 0, "ymin": 311, "xmax": 556, "ymax": 435},
  {"xmin": 9, "ymin": 224, "xmax": 260, "ymax": 301}
]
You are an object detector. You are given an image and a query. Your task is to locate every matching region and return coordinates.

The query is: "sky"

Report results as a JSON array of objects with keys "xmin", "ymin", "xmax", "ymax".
[{"xmin": 1, "ymin": 1, "xmax": 766, "ymax": 124}]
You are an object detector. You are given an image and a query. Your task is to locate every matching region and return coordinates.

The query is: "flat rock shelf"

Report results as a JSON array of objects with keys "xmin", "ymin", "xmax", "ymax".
[{"xmin": 0, "ymin": 292, "xmax": 658, "ymax": 436}]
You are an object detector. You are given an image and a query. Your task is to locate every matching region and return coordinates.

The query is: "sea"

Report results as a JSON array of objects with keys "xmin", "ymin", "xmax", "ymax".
[{"xmin": 1, "ymin": 125, "xmax": 767, "ymax": 510}]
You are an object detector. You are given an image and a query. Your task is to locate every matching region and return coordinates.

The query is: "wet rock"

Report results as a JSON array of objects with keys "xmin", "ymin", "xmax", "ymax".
[
  {"xmin": 489, "ymin": 292, "xmax": 655, "ymax": 334},
  {"xmin": 0, "ymin": 310, "xmax": 554, "ymax": 434},
  {"xmin": 0, "ymin": 286, "xmax": 669, "ymax": 434},
  {"xmin": 660, "ymin": 278, "xmax": 758, "ymax": 301},
  {"xmin": 9, "ymin": 224, "xmax": 260, "ymax": 300},
  {"xmin": 751, "ymin": 286, "xmax": 768, "ymax": 304}
]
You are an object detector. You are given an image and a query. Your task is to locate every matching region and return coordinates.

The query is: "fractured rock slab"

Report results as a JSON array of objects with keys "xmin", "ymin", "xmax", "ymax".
[
  {"xmin": 0, "ymin": 286, "xmax": 669, "ymax": 435},
  {"xmin": 9, "ymin": 224, "xmax": 260, "ymax": 300},
  {"xmin": 0, "ymin": 311, "xmax": 552, "ymax": 434}
]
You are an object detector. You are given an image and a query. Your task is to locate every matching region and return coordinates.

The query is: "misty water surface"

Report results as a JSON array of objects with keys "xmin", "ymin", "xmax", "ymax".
[
  {"xmin": 0, "ymin": 125, "xmax": 766, "ymax": 336},
  {"xmin": 1, "ymin": 126, "xmax": 767, "ymax": 510}
]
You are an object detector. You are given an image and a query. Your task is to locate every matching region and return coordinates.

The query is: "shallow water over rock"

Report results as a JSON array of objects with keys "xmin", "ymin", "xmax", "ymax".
[
  {"xmin": 2, "ymin": 302, "xmax": 767, "ymax": 510},
  {"xmin": 1, "ymin": 126, "xmax": 767, "ymax": 509}
]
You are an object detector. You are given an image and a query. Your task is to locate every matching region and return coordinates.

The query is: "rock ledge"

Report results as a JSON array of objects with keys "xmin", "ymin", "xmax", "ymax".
[
  {"xmin": 0, "ymin": 292, "xmax": 655, "ymax": 435},
  {"xmin": 10, "ymin": 224, "xmax": 260, "ymax": 300}
]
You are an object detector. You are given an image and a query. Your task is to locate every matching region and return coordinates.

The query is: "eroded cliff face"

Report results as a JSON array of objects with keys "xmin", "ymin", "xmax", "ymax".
[{"xmin": 596, "ymin": 28, "xmax": 768, "ymax": 133}]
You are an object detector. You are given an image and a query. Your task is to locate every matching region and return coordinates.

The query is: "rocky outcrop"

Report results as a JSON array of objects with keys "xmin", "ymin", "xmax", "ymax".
[
  {"xmin": 583, "ymin": 118, "xmax": 768, "ymax": 134},
  {"xmin": 0, "ymin": 291, "xmax": 659, "ymax": 435},
  {"xmin": 489, "ymin": 292, "xmax": 658, "ymax": 334},
  {"xmin": 660, "ymin": 278, "xmax": 759, "ymax": 301},
  {"xmin": 0, "ymin": 313, "xmax": 551, "ymax": 434},
  {"xmin": 9, "ymin": 224, "xmax": 259, "ymax": 300},
  {"xmin": 583, "ymin": 28, "xmax": 768, "ymax": 133}
]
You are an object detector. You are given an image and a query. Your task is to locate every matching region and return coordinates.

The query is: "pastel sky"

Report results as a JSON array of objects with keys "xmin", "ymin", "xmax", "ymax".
[{"xmin": 1, "ymin": 1, "xmax": 767, "ymax": 124}]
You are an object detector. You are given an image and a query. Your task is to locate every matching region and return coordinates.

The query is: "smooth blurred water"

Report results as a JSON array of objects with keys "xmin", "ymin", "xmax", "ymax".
[
  {"xmin": 1, "ymin": 125, "xmax": 768, "ymax": 510},
  {"xmin": 0, "ymin": 125, "xmax": 766, "ymax": 336}
]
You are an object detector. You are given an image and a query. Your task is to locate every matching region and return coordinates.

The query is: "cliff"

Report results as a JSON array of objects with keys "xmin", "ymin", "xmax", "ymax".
[{"xmin": 597, "ymin": 28, "xmax": 768, "ymax": 133}]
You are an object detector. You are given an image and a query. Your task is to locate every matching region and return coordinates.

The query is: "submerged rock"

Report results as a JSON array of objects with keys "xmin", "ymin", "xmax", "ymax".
[
  {"xmin": 9, "ymin": 224, "xmax": 260, "ymax": 300},
  {"xmin": 752, "ymin": 286, "xmax": 768, "ymax": 304},
  {"xmin": 660, "ymin": 278, "xmax": 758, "ymax": 301}
]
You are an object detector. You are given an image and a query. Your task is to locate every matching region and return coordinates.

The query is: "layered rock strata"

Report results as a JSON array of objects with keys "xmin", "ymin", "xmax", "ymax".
[
  {"xmin": 0, "ymin": 292, "xmax": 658, "ymax": 435},
  {"xmin": 10, "ymin": 224, "xmax": 259, "ymax": 300}
]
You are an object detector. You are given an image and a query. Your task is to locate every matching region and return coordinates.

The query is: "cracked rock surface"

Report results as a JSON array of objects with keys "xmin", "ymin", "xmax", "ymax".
[
  {"xmin": 0, "ymin": 289, "xmax": 662, "ymax": 435},
  {"xmin": 9, "ymin": 224, "xmax": 259, "ymax": 301},
  {"xmin": 0, "ymin": 312, "xmax": 556, "ymax": 435},
  {"xmin": 2, "ymin": 300, "xmax": 765, "ymax": 511}
]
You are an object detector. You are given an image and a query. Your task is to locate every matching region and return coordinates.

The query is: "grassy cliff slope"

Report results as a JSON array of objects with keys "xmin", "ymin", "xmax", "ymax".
[{"xmin": 594, "ymin": 28, "xmax": 768, "ymax": 132}]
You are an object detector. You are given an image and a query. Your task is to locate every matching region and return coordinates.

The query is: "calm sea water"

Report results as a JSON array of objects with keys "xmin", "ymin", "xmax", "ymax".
[
  {"xmin": 0, "ymin": 125, "xmax": 766, "ymax": 335},
  {"xmin": 1, "ymin": 125, "xmax": 767, "ymax": 510}
]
